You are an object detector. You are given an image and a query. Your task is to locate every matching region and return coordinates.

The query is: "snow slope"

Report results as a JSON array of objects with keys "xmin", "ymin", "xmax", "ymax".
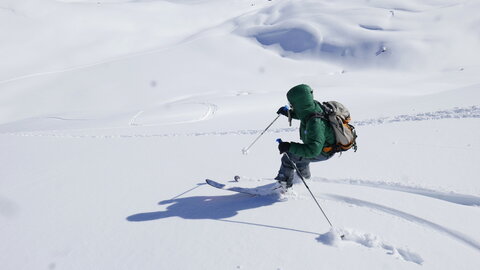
[{"xmin": 1, "ymin": 0, "xmax": 479, "ymax": 269}]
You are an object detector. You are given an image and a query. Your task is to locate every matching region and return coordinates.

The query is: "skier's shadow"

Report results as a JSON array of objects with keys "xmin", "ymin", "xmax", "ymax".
[{"xmin": 126, "ymin": 185, "xmax": 279, "ymax": 222}]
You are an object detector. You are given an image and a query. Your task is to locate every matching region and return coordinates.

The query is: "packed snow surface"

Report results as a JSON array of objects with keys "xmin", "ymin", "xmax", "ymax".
[{"xmin": 1, "ymin": 0, "xmax": 479, "ymax": 269}]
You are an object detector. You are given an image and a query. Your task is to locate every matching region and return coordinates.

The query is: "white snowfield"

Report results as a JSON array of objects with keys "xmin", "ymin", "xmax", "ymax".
[{"xmin": 1, "ymin": 0, "xmax": 479, "ymax": 269}]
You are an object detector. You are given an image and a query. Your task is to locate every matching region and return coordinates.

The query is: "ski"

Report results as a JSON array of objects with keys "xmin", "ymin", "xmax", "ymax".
[{"xmin": 205, "ymin": 179, "xmax": 283, "ymax": 196}]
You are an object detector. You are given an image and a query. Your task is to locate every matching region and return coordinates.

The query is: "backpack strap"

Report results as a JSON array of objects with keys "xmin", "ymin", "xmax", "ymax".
[
  {"xmin": 308, "ymin": 100, "xmax": 328, "ymax": 121},
  {"xmin": 307, "ymin": 112, "xmax": 327, "ymax": 122}
]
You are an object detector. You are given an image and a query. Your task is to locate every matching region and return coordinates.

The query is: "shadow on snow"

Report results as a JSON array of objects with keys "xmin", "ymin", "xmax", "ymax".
[
  {"xmin": 126, "ymin": 188, "xmax": 278, "ymax": 222},
  {"xmin": 126, "ymin": 182, "xmax": 321, "ymax": 236}
]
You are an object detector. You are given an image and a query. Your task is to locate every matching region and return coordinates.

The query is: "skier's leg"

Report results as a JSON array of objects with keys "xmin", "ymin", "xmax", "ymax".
[
  {"xmin": 276, "ymin": 152, "xmax": 335, "ymax": 187},
  {"xmin": 276, "ymin": 151, "xmax": 312, "ymax": 186},
  {"xmin": 294, "ymin": 153, "xmax": 336, "ymax": 180},
  {"xmin": 275, "ymin": 153, "xmax": 296, "ymax": 187},
  {"xmin": 296, "ymin": 162, "xmax": 311, "ymax": 179},
  {"xmin": 283, "ymin": 153, "xmax": 311, "ymax": 179},
  {"xmin": 299, "ymin": 153, "xmax": 335, "ymax": 179}
]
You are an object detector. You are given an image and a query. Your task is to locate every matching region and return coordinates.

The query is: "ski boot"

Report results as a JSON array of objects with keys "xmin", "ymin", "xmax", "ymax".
[{"xmin": 274, "ymin": 173, "xmax": 293, "ymax": 192}]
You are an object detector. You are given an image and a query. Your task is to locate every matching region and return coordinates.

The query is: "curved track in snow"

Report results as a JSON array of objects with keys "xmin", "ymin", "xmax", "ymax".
[
  {"xmin": 323, "ymin": 194, "xmax": 480, "ymax": 252},
  {"xmin": 128, "ymin": 102, "xmax": 218, "ymax": 127},
  {"xmin": 312, "ymin": 177, "xmax": 480, "ymax": 206}
]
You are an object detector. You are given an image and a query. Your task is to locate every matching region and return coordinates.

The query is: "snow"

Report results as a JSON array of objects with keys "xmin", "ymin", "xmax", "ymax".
[
  {"xmin": 1, "ymin": 0, "xmax": 480, "ymax": 269},
  {"xmin": 317, "ymin": 227, "xmax": 424, "ymax": 265}
]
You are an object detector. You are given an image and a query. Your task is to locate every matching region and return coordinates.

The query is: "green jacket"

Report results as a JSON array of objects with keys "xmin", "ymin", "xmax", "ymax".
[{"xmin": 286, "ymin": 84, "xmax": 335, "ymax": 158}]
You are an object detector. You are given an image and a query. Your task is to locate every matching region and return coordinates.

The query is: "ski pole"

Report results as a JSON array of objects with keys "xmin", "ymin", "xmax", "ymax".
[
  {"xmin": 276, "ymin": 139, "xmax": 335, "ymax": 229},
  {"xmin": 241, "ymin": 106, "xmax": 288, "ymax": 155}
]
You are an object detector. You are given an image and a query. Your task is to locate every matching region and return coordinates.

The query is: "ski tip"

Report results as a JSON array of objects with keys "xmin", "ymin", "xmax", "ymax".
[{"xmin": 205, "ymin": 179, "xmax": 226, "ymax": 189}]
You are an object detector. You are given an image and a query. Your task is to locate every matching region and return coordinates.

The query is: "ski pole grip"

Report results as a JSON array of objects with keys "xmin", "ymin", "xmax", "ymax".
[{"xmin": 277, "ymin": 105, "xmax": 289, "ymax": 115}]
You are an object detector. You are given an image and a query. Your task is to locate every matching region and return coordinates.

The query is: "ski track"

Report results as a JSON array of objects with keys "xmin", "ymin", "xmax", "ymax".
[
  {"xmin": 128, "ymin": 110, "xmax": 144, "ymax": 126},
  {"xmin": 323, "ymin": 194, "xmax": 480, "ymax": 252},
  {"xmin": 312, "ymin": 177, "xmax": 480, "ymax": 207},
  {"xmin": 128, "ymin": 102, "xmax": 218, "ymax": 127},
  {"xmin": 1, "ymin": 105, "xmax": 478, "ymax": 139},
  {"xmin": 230, "ymin": 176, "xmax": 479, "ymax": 260},
  {"xmin": 354, "ymin": 105, "xmax": 480, "ymax": 126}
]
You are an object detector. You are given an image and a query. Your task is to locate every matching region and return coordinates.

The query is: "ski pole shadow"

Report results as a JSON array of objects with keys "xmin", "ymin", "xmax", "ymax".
[
  {"xmin": 126, "ymin": 185, "xmax": 280, "ymax": 222},
  {"xmin": 169, "ymin": 182, "xmax": 207, "ymax": 200}
]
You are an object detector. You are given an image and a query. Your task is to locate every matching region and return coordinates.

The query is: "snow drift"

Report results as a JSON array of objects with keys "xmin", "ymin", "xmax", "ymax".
[{"xmin": 234, "ymin": 0, "xmax": 480, "ymax": 69}]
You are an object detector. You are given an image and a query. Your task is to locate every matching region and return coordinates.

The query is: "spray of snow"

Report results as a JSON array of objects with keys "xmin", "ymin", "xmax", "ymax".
[
  {"xmin": 317, "ymin": 228, "xmax": 424, "ymax": 265},
  {"xmin": 316, "ymin": 227, "xmax": 344, "ymax": 247}
]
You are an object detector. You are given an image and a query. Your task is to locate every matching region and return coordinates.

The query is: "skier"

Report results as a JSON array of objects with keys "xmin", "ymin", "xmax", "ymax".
[{"xmin": 275, "ymin": 84, "xmax": 336, "ymax": 188}]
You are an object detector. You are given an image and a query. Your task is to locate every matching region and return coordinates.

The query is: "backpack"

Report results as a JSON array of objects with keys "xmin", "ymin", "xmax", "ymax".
[{"xmin": 310, "ymin": 101, "xmax": 358, "ymax": 154}]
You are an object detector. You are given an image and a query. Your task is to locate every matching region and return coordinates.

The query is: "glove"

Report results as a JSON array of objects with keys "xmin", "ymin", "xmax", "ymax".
[
  {"xmin": 278, "ymin": 142, "xmax": 291, "ymax": 154},
  {"xmin": 276, "ymin": 106, "xmax": 289, "ymax": 116}
]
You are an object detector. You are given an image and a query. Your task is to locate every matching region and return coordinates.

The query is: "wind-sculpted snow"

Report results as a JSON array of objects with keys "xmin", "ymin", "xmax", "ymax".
[
  {"xmin": 317, "ymin": 228, "xmax": 424, "ymax": 265},
  {"xmin": 233, "ymin": 0, "xmax": 480, "ymax": 69},
  {"xmin": 234, "ymin": 1, "xmax": 394, "ymax": 67}
]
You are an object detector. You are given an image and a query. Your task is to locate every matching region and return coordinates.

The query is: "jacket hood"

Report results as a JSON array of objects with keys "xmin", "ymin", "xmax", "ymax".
[{"xmin": 287, "ymin": 84, "xmax": 321, "ymax": 119}]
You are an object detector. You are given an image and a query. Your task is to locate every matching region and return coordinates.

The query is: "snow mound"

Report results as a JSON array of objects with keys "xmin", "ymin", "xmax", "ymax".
[
  {"xmin": 234, "ymin": 1, "xmax": 390, "ymax": 67},
  {"xmin": 234, "ymin": 0, "xmax": 480, "ymax": 69},
  {"xmin": 318, "ymin": 228, "xmax": 424, "ymax": 265}
]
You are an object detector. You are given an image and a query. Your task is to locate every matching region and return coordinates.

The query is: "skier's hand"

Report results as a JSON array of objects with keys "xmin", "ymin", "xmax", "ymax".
[
  {"xmin": 278, "ymin": 142, "xmax": 291, "ymax": 154},
  {"xmin": 276, "ymin": 106, "xmax": 289, "ymax": 116}
]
